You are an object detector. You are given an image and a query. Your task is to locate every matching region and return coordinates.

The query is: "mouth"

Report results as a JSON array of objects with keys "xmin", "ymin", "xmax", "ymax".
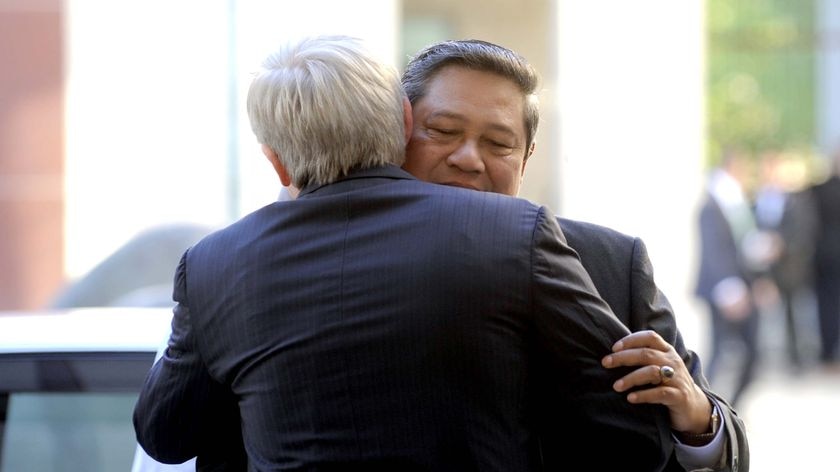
[{"xmin": 441, "ymin": 181, "xmax": 481, "ymax": 191}]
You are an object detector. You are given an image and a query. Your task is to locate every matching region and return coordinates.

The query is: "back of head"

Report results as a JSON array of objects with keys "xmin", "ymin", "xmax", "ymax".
[
  {"xmin": 247, "ymin": 35, "xmax": 407, "ymax": 188},
  {"xmin": 402, "ymin": 39, "xmax": 540, "ymax": 155}
]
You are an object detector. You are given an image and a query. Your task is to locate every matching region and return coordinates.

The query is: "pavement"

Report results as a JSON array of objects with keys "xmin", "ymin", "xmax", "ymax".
[
  {"xmin": 739, "ymin": 364, "xmax": 840, "ymax": 471},
  {"xmin": 697, "ymin": 296, "xmax": 839, "ymax": 471}
]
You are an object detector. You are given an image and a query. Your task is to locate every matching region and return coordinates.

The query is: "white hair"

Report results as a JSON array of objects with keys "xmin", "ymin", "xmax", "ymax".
[{"xmin": 247, "ymin": 35, "xmax": 406, "ymax": 188}]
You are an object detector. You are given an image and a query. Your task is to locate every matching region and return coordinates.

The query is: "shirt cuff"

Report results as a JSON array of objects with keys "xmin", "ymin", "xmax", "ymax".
[{"xmin": 672, "ymin": 402, "xmax": 726, "ymax": 470}]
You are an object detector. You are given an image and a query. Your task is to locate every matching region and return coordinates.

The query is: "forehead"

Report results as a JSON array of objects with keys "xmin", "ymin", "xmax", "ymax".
[{"xmin": 418, "ymin": 65, "xmax": 527, "ymax": 134}]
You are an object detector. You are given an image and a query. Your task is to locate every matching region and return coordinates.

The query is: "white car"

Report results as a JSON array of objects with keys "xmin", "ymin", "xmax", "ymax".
[{"xmin": 0, "ymin": 307, "xmax": 174, "ymax": 471}]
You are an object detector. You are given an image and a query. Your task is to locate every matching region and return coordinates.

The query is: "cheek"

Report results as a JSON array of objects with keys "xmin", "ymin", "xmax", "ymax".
[
  {"xmin": 488, "ymin": 160, "xmax": 523, "ymax": 196},
  {"xmin": 404, "ymin": 140, "xmax": 445, "ymax": 176},
  {"xmin": 403, "ymin": 142, "xmax": 433, "ymax": 177}
]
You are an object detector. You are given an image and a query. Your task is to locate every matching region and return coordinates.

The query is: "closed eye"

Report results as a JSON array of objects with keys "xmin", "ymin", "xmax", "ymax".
[
  {"xmin": 482, "ymin": 138, "xmax": 518, "ymax": 157},
  {"xmin": 429, "ymin": 127, "xmax": 456, "ymax": 135},
  {"xmin": 489, "ymin": 140, "xmax": 513, "ymax": 149}
]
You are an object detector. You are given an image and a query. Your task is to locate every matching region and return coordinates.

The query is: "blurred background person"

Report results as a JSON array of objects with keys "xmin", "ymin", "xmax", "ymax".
[
  {"xmin": 808, "ymin": 146, "xmax": 840, "ymax": 370},
  {"xmin": 753, "ymin": 150, "xmax": 818, "ymax": 371},
  {"xmin": 694, "ymin": 149, "xmax": 764, "ymax": 407}
]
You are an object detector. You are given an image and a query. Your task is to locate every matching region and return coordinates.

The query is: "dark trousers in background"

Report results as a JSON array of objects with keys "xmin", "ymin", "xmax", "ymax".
[
  {"xmin": 778, "ymin": 286, "xmax": 802, "ymax": 368},
  {"xmin": 706, "ymin": 305, "xmax": 760, "ymax": 408},
  {"xmin": 815, "ymin": 266, "xmax": 840, "ymax": 364}
]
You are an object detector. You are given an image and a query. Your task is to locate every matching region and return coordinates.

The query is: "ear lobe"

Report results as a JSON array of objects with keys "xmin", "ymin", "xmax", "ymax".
[
  {"xmin": 262, "ymin": 144, "xmax": 292, "ymax": 187},
  {"xmin": 277, "ymin": 165, "xmax": 293, "ymax": 187}
]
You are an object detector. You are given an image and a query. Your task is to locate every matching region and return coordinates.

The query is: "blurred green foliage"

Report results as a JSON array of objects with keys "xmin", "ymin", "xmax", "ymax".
[{"xmin": 707, "ymin": 0, "xmax": 816, "ymax": 167}]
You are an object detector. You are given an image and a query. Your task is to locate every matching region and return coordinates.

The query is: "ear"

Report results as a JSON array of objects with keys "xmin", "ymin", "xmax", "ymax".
[
  {"xmin": 522, "ymin": 142, "xmax": 536, "ymax": 176},
  {"xmin": 262, "ymin": 144, "xmax": 292, "ymax": 187},
  {"xmin": 402, "ymin": 96, "xmax": 413, "ymax": 144}
]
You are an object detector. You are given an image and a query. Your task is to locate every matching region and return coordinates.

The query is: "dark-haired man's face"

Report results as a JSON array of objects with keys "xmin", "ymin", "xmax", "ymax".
[{"xmin": 403, "ymin": 65, "xmax": 529, "ymax": 197}]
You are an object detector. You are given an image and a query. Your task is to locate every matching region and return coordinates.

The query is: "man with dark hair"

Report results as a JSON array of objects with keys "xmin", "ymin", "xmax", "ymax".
[{"xmin": 402, "ymin": 39, "xmax": 747, "ymax": 471}]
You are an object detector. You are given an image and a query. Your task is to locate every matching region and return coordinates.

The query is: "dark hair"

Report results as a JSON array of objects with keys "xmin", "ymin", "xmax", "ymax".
[{"xmin": 402, "ymin": 39, "xmax": 540, "ymax": 160}]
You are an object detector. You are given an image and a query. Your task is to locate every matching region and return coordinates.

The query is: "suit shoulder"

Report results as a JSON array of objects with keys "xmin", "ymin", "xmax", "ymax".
[
  {"xmin": 188, "ymin": 202, "xmax": 279, "ymax": 255},
  {"xmin": 425, "ymin": 183, "xmax": 544, "ymax": 216},
  {"xmin": 557, "ymin": 217, "xmax": 637, "ymax": 249}
]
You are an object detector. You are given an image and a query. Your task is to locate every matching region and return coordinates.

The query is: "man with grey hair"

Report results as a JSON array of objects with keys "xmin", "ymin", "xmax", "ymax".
[
  {"xmin": 401, "ymin": 39, "xmax": 747, "ymax": 471},
  {"xmin": 133, "ymin": 35, "xmax": 673, "ymax": 471}
]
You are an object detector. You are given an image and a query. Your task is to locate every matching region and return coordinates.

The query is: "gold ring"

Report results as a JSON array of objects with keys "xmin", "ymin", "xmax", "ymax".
[{"xmin": 659, "ymin": 365, "xmax": 675, "ymax": 384}]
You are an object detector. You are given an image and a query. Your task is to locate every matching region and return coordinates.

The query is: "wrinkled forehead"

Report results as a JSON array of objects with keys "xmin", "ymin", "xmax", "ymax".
[
  {"xmin": 426, "ymin": 63, "xmax": 526, "ymax": 94},
  {"xmin": 423, "ymin": 65, "xmax": 528, "ymax": 120}
]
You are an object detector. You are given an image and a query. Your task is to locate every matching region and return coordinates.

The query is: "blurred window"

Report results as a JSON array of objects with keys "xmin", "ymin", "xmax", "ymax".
[{"xmin": 1, "ymin": 393, "xmax": 138, "ymax": 471}]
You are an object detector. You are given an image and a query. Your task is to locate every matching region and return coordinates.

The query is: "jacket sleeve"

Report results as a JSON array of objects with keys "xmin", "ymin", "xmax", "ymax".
[
  {"xmin": 133, "ymin": 250, "xmax": 239, "ymax": 465},
  {"xmin": 629, "ymin": 237, "xmax": 749, "ymax": 472},
  {"xmin": 530, "ymin": 207, "xmax": 673, "ymax": 471}
]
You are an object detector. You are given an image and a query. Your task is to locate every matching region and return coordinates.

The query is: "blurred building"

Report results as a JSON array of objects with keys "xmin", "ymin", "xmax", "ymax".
[
  {"xmin": 1, "ymin": 0, "xmax": 706, "ymax": 350},
  {"xmin": 0, "ymin": 0, "xmax": 64, "ymax": 309}
]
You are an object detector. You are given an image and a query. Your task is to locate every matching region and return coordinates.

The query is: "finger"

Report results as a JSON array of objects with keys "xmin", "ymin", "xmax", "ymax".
[
  {"xmin": 602, "ymin": 346, "xmax": 669, "ymax": 369},
  {"xmin": 612, "ymin": 364, "xmax": 664, "ymax": 392},
  {"xmin": 612, "ymin": 330, "xmax": 670, "ymax": 353},
  {"xmin": 627, "ymin": 385, "xmax": 676, "ymax": 406}
]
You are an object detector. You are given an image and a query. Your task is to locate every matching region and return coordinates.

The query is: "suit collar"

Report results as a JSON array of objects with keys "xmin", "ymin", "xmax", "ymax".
[{"xmin": 297, "ymin": 165, "xmax": 416, "ymax": 198}]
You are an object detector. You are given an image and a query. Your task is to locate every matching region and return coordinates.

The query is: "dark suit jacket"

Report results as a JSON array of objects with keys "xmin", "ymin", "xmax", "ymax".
[
  {"xmin": 811, "ymin": 175, "xmax": 840, "ymax": 273},
  {"xmin": 694, "ymin": 194, "xmax": 750, "ymax": 303},
  {"xmin": 769, "ymin": 190, "xmax": 817, "ymax": 292},
  {"xmin": 561, "ymin": 219, "xmax": 748, "ymax": 472},
  {"xmin": 133, "ymin": 165, "xmax": 672, "ymax": 471}
]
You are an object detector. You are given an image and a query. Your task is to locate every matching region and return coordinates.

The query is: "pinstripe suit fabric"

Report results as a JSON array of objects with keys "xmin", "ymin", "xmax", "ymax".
[
  {"xmin": 560, "ymin": 219, "xmax": 748, "ymax": 471},
  {"xmin": 134, "ymin": 165, "xmax": 672, "ymax": 471}
]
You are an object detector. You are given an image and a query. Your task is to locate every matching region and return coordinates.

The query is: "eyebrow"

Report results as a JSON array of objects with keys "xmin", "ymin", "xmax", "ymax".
[{"xmin": 426, "ymin": 110, "xmax": 466, "ymax": 122}]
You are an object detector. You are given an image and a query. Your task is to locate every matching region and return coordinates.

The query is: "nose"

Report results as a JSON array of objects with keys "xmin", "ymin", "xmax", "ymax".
[{"xmin": 446, "ymin": 141, "xmax": 485, "ymax": 174}]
